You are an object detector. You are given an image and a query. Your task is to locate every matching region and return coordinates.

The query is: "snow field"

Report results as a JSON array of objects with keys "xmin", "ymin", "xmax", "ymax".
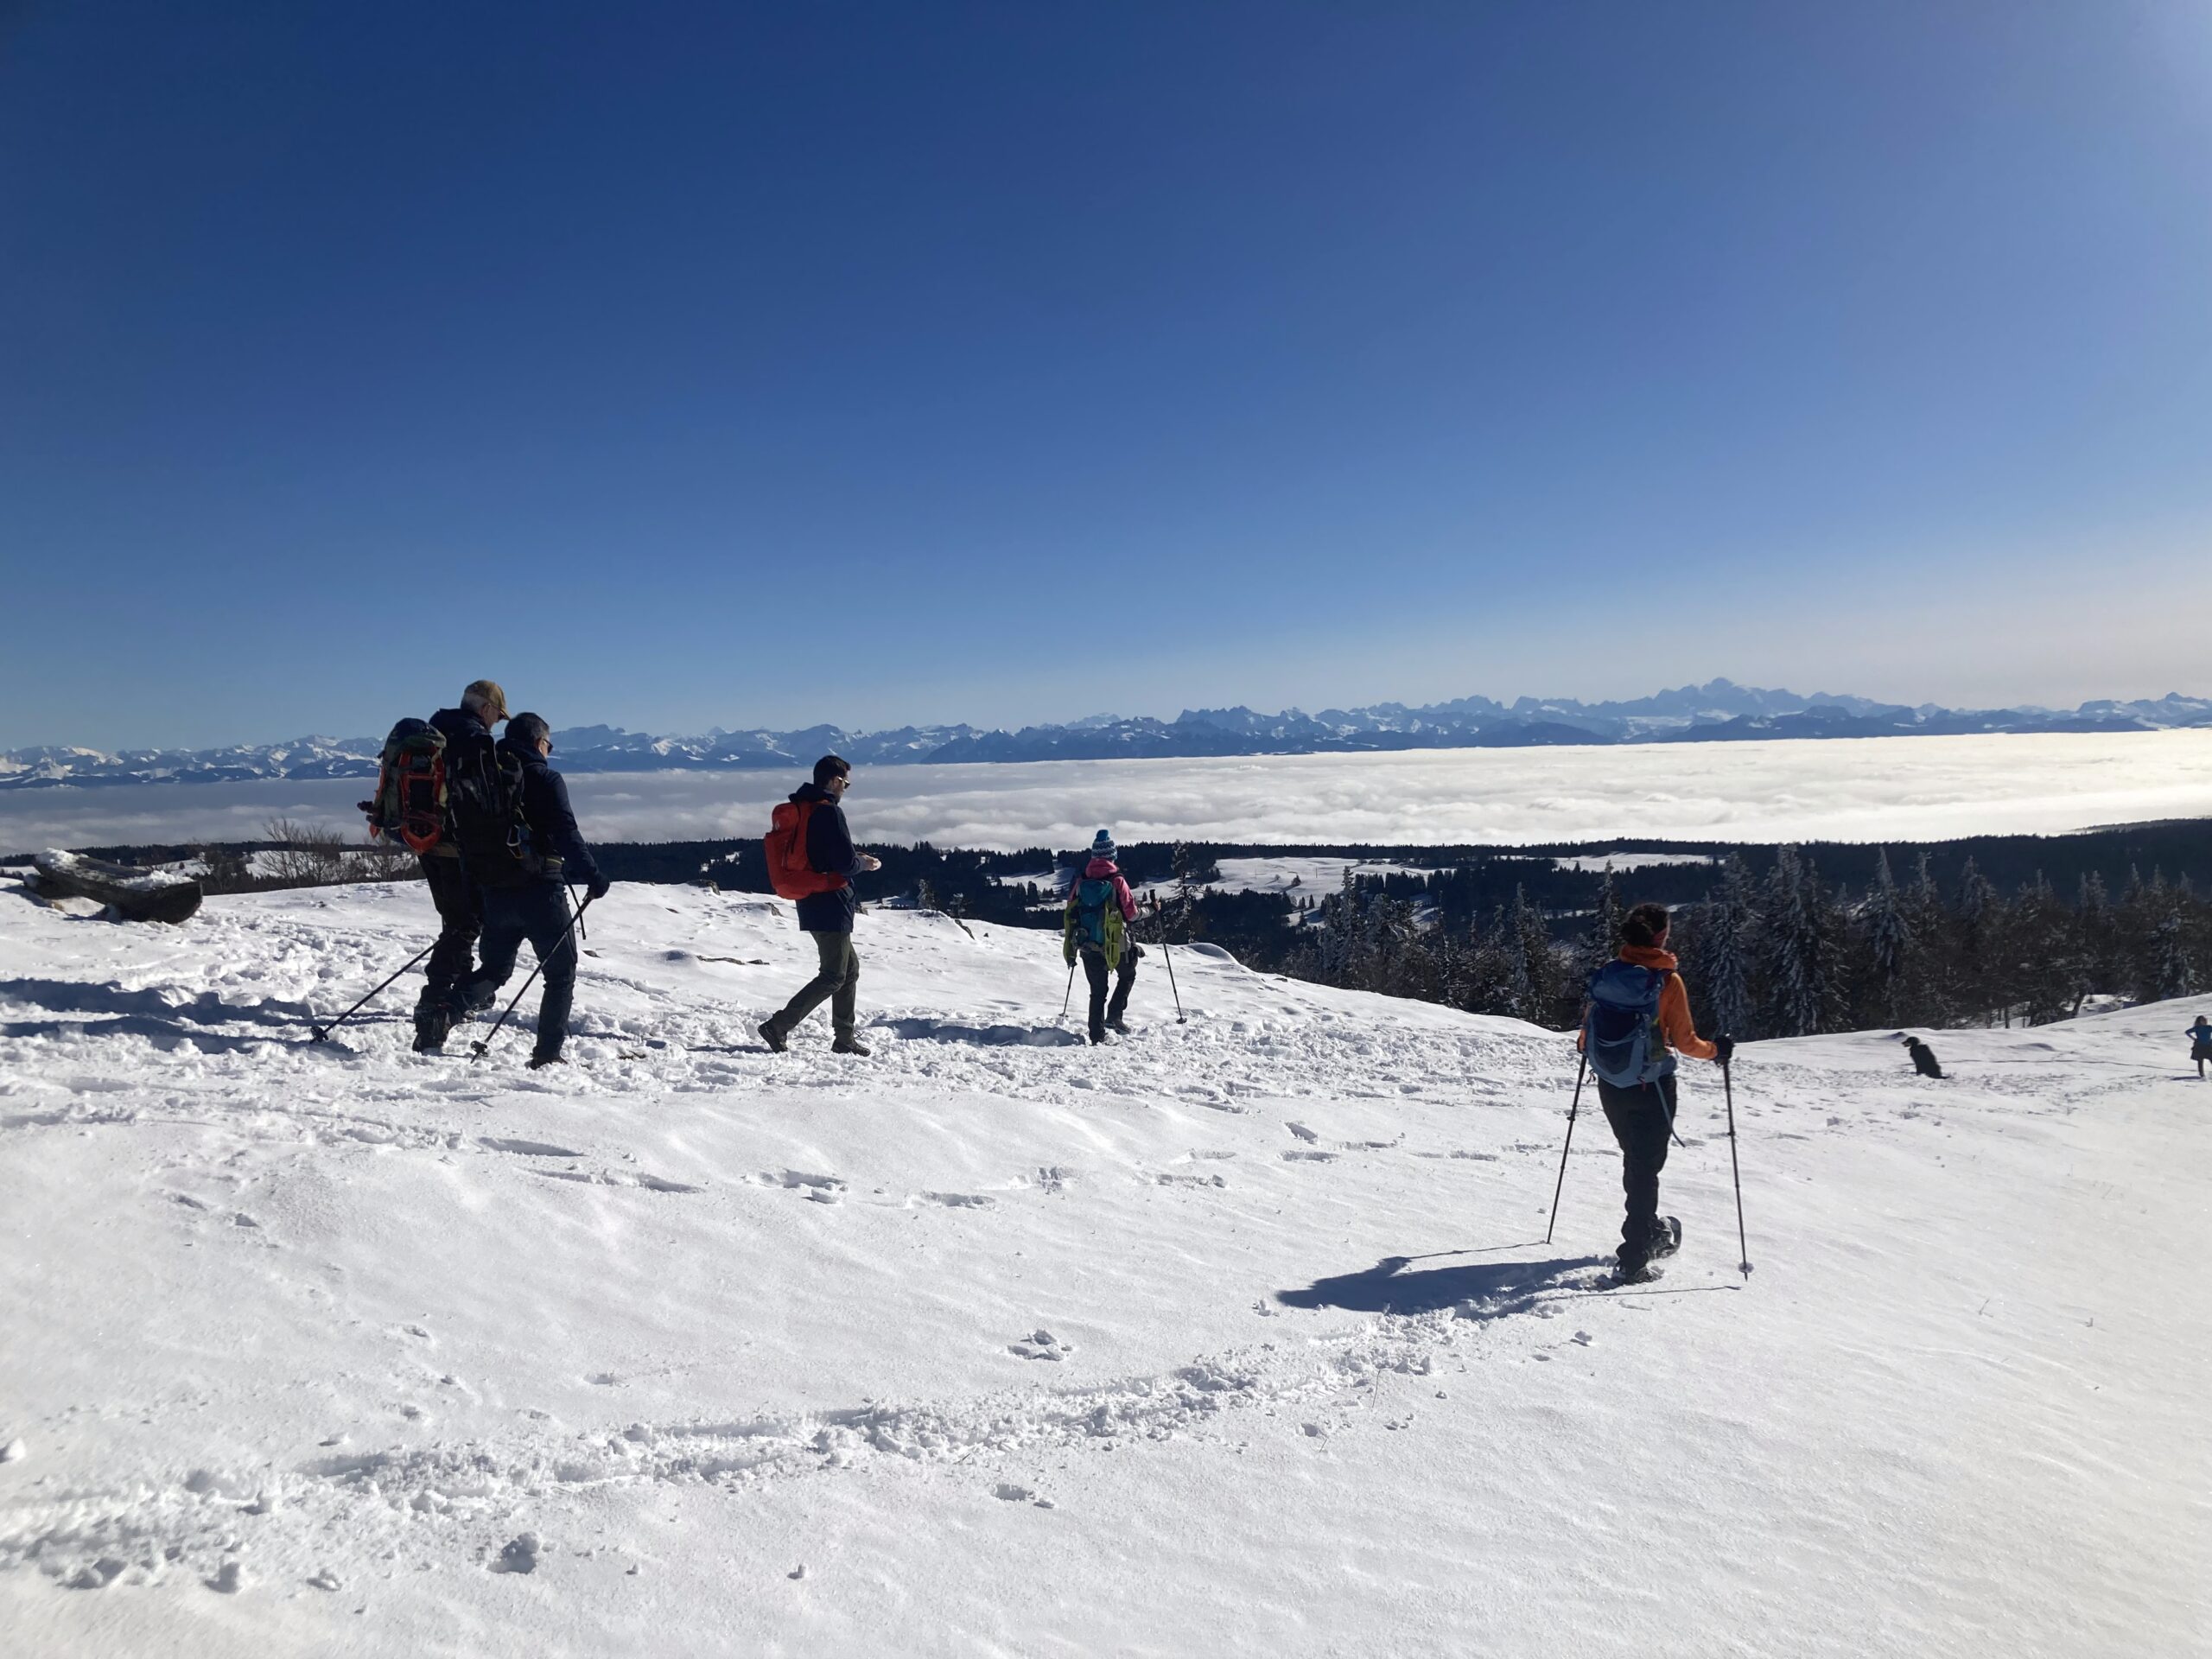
[{"xmin": 0, "ymin": 882, "xmax": 2204, "ymax": 1656}]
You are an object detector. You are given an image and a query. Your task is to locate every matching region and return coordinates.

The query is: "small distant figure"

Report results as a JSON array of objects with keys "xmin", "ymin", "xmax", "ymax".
[
  {"xmin": 2187, "ymin": 1015, "xmax": 2212, "ymax": 1078},
  {"xmin": 1065, "ymin": 830, "xmax": 1141, "ymax": 1045},
  {"xmin": 1899, "ymin": 1034, "xmax": 1945, "ymax": 1079}
]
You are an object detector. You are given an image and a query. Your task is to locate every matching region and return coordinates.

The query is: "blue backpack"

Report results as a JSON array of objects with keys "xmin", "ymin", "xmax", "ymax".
[
  {"xmin": 1074, "ymin": 877, "xmax": 1117, "ymax": 949},
  {"xmin": 1583, "ymin": 960, "xmax": 1676, "ymax": 1087}
]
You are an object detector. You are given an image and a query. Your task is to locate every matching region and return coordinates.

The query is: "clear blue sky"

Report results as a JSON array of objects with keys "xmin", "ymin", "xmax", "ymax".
[{"xmin": 3, "ymin": 2, "xmax": 2209, "ymax": 750}]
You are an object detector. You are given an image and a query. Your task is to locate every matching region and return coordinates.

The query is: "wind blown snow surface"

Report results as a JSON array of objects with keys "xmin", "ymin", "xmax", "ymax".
[
  {"xmin": 0, "ymin": 884, "xmax": 2202, "ymax": 1656},
  {"xmin": 5, "ymin": 729, "xmax": 2212, "ymax": 854}
]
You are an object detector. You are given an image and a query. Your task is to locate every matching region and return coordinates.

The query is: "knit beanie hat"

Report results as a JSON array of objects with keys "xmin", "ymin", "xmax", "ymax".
[
  {"xmin": 462, "ymin": 679, "xmax": 510, "ymax": 722},
  {"xmin": 1090, "ymin": 830, "xmax": 1116, "ymax": 860}
]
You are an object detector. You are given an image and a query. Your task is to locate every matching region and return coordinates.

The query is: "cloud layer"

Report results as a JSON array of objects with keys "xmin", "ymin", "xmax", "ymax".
[{"xmin": 3, "ymin": 731, "xmax": 2209, "ymax": 857}]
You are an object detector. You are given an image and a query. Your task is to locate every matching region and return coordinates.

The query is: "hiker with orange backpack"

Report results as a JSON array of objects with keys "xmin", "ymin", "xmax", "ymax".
[
  {"xmin": 355, "ymin": 678, "xmax": 510, "ymax": 1053},
  {"xmin": 759, "ymin": 754, "xmax": 880, "ymax": 1057}
]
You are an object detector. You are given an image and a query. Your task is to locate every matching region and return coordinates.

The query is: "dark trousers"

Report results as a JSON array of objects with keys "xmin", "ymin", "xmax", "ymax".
[
  {"xmin": 418, "ymin": 854, "xmax": 480, "ymax": 1017},
  {"xmin": 1599, "ymin": 1073, "xmax": 1677, "ymax": 1269},
  {"xmin": 776, "ymin": 931, "xmax": 859, "ymax": 1038},
  {"xmin": 1081, "ymin": 946, "xmax": 1135, "ymax": 1041},
  {"xmin": 466, "ymin": 883, "xmax": 578, "ymax": 1060}
]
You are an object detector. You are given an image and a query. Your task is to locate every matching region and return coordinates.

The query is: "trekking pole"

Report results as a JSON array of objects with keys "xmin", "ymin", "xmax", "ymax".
[
  {"xmin": 1059, "ymin": 957, "xmax": 1077, "ymax": 1020},
  {"xmin": 1544, "ymin": 1050, "xmax": 1589, "ymax": 1245},
  {"xmin": 568, "ymin": 884, "xmax": 588, "ymax": 944},
  {"xmin": 1724, "ymin": 1056, "xmax": 1751, "ymax": 1279},
  {"xmin": 471, "ymin": 894, "xmax": 594, "ymax": 1062},
  {"xmin": 308, "ymin": 941, "xmax": 436, "ymax": 1043},
  {"xmin": 1160, "ymin": 936, "xmax": 1187, "ymax": 1024}
]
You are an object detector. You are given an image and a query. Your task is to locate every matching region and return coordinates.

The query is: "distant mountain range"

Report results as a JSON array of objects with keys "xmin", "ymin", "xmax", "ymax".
[{"xmin": 5, "ymin": 681, "xmax": 2208, "ymax": 790}]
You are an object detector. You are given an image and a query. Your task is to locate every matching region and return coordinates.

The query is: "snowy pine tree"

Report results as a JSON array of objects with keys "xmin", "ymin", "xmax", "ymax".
[{"xmin": 1861, "ymin": 849, "xmax": 1912, "ymax": 1027}]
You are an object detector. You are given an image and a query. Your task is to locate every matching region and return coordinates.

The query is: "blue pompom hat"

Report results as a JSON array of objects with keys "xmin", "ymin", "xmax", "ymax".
[{"xmin": 1090, "ymin": 830, "xmax": 1116, "ymax": 860}]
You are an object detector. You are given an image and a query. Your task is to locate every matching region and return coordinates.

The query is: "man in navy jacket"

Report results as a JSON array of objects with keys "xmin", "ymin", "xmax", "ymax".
[
  {"xmin": 461, "ymin": 712, "xmax": 609, "ymax": 1068},
  {"xmin": 413, "ymin": 678, "xmax": 505, "ymax": 1052},
  {"xmin": 759, "ymin": 754, "xmax": 880, "ymax": 1056}
]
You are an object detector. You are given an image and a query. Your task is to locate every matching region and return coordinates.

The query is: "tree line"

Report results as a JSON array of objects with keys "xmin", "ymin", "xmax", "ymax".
[{"xmin": 1274, "ymin": 849, "xmax": 2211, "ymax": 1035}]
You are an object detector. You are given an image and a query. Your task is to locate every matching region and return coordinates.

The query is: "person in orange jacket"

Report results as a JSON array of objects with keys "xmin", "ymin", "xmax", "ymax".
[{"xmin": 1580, "ymin": 901, "xmax": 1734, "ymax": 1283}]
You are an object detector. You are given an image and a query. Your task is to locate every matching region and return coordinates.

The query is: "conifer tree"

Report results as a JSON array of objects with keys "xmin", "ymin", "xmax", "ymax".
[
  {"xmin": 1761, "ymin": 848, "xmax": 1824, "ymax": 1036},
  {"xmin": 1700, "ymin": 852, "xmax": 1758, "ymax": 1040},
  {"xmin": 1862, "ymin": 849, "xmax": 1912, "ymax": 1027},
  {"xmin": 1582, "ymin": 869, "xmax": 1623, "ymax": 980}
]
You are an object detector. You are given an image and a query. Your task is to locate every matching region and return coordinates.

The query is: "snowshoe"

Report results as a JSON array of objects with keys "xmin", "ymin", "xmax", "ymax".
[
  {"xmin": 1649, "ymin": 1217, "xmax": 1682, "ymax": 1260},
  {"xmin": 1606, "ymin": 1262, "xmax": 1664, "ymax": 1288},
  {"xmin": 412, "ymin": 1008, "xmax": 453, "ymax": 1054},
  {"xmin": 1106, "ymin": 1014, "xmax": 1131, "ymax": 1035},
  {"xmin": 526, "ymin": 1054, "xmax": 566, "ymax": 1071},
  {"xmin": 831, "ymin": 1034, "xmax": 872, "ymax": 1057}
]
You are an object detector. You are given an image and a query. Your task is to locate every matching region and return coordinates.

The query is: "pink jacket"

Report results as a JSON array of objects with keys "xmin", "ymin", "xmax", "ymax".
[{"xmin": 1081, "ymin": 856, "xmax": 1138, "ymax": 921}]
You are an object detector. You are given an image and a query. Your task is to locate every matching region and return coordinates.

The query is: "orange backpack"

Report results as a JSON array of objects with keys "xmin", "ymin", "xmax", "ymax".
[{"xmin": 766, "ymin": 799, "xmax": 847, "ymax": 899}]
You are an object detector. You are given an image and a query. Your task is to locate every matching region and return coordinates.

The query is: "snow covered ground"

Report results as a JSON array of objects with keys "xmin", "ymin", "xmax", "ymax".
[
  {"xmin": 0, "ymin": 883, "xmax": 2204, "ymax": 1656},
  {"xmin": 6, "ymin": 728, "xmax": 2212, "ymax": 854}
]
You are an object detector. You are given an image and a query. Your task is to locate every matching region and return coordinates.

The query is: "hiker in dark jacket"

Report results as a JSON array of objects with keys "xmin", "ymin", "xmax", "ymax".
[
  {"xmin": 1904, "ymin": 1034, "xmax": 1945, "ymax": 1079},
  {"xmin": 460, "ymin": 713, "xmax": 608, "ymax": 1069},
  {"xmin": 2187, "ymin": 1016, "xmax": 2212, "ymax": 1078},
  {"xmin": 1577, "ymin": 902, "xmax": 1734, "ymax": 1285},
  {"xmin": 759, "ymin": 754, "xmax": 880, "ymax": 1056},
  {"xmin": 413, "ymin": 678, "xmax": 506, "ymax": 1052},
  {"xmin": 1064, "ymin": 830, "xmax": 1141, "ymax": 1044}
]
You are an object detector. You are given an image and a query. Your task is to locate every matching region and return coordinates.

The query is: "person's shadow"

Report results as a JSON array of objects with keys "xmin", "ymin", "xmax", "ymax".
[{"xmin": 1276, "ymin": 1252, "xmax": 1606, "ymax": 1317}]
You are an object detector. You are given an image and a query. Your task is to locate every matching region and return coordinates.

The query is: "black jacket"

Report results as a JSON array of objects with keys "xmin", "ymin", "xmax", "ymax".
[
  {"xmin": 498, "ymin": 734, "xmax": 601, "ymax": 887},
  {"xmin": 791, "ymin": 782, "xmax": 861, "ymax": 933},
  {"xmin": 424, "ymin": 706, "xmax": 495, "ymax": 861}
]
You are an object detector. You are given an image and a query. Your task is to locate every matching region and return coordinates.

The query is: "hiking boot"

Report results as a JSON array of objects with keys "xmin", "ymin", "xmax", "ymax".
[
  {"xmin": 757, "ymin": 1020, "xmax": 787, "ymax": 1053},
  {"xmin": 412, "ymin": 1009, "xmax": 453, "ymax": 1054},
  {"xmin": 1106, "ymin": 1014, "xmax": 1130, "ymax": 1035},
  {"xmin": 831, "ymin": 1034, "xmax": 872, "ymax": 1057},
  {"xmin": 463, "ymin": 981, "xmax": 498, "ymax": 1015},
  {"xmin": 1612, "ymin": 1259, "xmax": 1659, "ymax": 1287},
  {"xmin": 526, "ymin": 1053, "xmax": 565, "ymax": 1071},
  {"xmin": 1649, "ymin": 1217, "xmax": 1683, "ymax": 1260}
]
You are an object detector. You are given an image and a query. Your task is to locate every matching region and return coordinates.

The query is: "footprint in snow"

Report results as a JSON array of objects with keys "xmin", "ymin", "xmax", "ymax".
[
  {"xmin": 1281, "ymin": 1150, "xmax": 1337, "ymax": 1163},
  {"xmin": 1009, "ymin": 1329, "xmax": 1072, "ymax": 1362},
  {"xmin": 480, "ymin": 1137, "xmax": 584, "ymax": 1157},
  {"xmin": 918, "ymin": 1192, "xmax": 995, "ymax": 1209}
]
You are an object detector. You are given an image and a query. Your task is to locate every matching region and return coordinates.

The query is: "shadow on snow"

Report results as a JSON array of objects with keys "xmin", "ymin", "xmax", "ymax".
[{"xmin": 1276, "ymin": 1252, "xmax": 1609, "ymax": 1317}]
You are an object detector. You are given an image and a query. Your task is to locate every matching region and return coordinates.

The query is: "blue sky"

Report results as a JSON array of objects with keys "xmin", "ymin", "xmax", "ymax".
[{"xmin": 3, "ymin": 3, "xmax": 2209, "ymax": 750}]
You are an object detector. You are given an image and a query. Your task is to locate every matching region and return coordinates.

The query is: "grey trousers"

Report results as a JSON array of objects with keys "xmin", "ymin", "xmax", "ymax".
[{"xmin": 775, "ymin": 931, "xmax": 859, "ymax": 1037}]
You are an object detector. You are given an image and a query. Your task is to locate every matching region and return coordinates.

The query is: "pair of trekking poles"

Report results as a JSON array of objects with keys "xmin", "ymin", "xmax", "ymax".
[
  {"xmin": 306, "ymin": 886, "xmax": 594, "ymax": 1061},
  {"xmin": 1544, "ymin": 1046, "xmax": 1752, "ymax": 1280},
  {"xmin": 1058, "ymin": 928, "xmax": 1187, "ymax": 1025}
]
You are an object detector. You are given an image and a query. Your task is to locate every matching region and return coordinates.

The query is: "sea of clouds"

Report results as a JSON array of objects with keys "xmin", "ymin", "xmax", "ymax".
[{"xmin": 3, "ymin": 730, "xmax": 2209, "ymax": 856}]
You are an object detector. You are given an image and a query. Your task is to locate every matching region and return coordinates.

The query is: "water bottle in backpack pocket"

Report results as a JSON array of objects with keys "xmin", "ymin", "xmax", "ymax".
[{"xmin": 1583, "ymin": 960, "xmax": 1676, "ymax": 1087}]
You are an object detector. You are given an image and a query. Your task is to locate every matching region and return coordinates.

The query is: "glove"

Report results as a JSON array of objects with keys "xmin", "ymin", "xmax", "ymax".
[
  {"xmin": 586, "ymin": 875, "xmax": 612, "ymax": 902},
  {"xmin": 1131, "ymin": 943, "xmax": 1147, "ymax": 959},
  {"xmin": 1713, "ymin": 1034, "xmax": 1736, "ymax": 1065},
  {"xmin": 1064, "ymin": 942, "xmax": 1077, "ymax": 966}
]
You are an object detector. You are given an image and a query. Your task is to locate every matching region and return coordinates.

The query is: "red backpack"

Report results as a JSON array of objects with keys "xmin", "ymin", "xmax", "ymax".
[{"xmin": 766, "ymin": 799, "xmax": 847, "ymax": 899}]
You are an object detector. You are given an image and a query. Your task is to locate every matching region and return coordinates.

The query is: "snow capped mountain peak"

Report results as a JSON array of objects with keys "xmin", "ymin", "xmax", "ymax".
[{"xmin": 8, "ymin": 683, "xmax": 2209, "ymax": 788}]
